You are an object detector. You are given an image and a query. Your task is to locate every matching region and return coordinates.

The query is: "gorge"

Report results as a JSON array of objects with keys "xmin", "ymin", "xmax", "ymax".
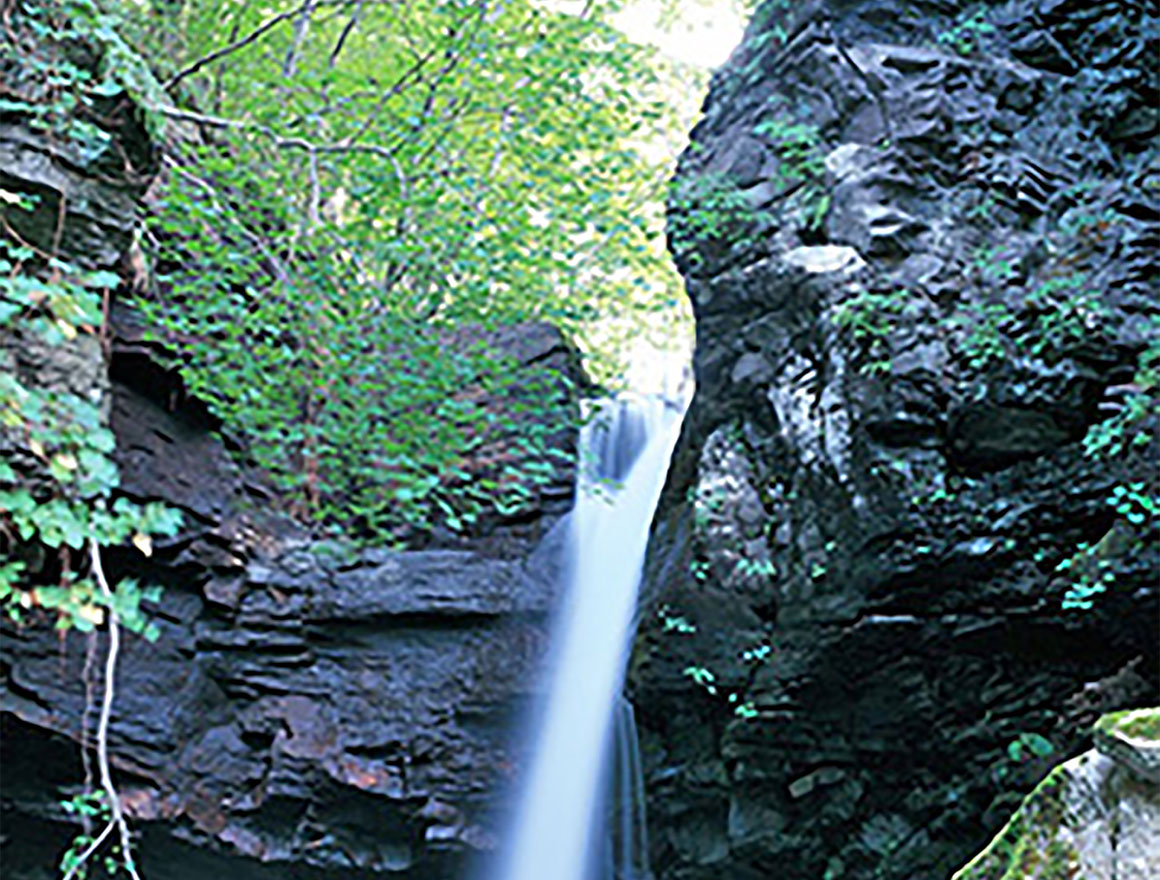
[{"xmin": 2, "ymin": 1, "xmax": 1158, "ymax": 879}]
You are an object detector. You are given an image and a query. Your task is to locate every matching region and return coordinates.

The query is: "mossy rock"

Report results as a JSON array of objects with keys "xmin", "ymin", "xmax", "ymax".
[
  {"xmin": 953, "ymin": 765, "xmax": 1080, "ymax": 880},
  {"xmin": 1094, "ymin": 707, "xmax": 1160, "ymax": 784},
  {"xmin": 954, "ymin": 709, "xmax": 1160, "ymax": 880},
  {"xmin": 1094, "ymin": 707, "xmax": 1160, "ymax": 742}
]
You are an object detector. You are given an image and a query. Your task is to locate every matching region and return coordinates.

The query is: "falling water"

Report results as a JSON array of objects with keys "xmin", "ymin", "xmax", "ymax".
[
  {"xmin": 604, "ymin": 698, "xmax": 651, "ymax": 880},
  {"xmin": 496, "ymin": 395, "xmax": 682, "ymax": 880}
]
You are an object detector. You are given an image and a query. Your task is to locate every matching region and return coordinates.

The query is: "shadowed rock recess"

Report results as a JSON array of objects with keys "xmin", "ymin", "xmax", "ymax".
[
  {"xmin": 629, "ymin": 1, "xmax": 1158, "ymax": 878},
  {"xmin": 0, "ymin": 19, "xmax": 580, "ymax": 879}
]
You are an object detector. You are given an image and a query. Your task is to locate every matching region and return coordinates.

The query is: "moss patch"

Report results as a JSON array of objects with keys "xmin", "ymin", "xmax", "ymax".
[
  {"xmin": 1096, "ymin": 707, "xmax": 1160, "ymax": 742},
  {"xmin": 952, "ymin": 765, "xmax": 1081, "ymax": 880}
]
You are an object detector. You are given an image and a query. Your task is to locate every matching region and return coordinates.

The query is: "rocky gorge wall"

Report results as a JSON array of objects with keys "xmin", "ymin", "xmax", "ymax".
[
  {"xmin": 629, "ymin": 1, "xmax": 1158, "ymax": 878},
  {"xmin": 0, "ymin": 19, "xmax": 580, "ymax": 879}
]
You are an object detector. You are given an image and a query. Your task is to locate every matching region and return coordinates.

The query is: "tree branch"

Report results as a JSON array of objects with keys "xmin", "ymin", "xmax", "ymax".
[
  {"xmin": 283, "ymin": 0, "xmax": 317, "ymax": 78},
  {"xmin": 165, "ymin": 0, "xmax": 358, "ymax": 90},
  {"xmin": 63, "ymin": 542, "xmax": 142, "ymax": 880},
  {"xmin": 151, "ymin": 105, "xmax": 399, "ymax": 160}
]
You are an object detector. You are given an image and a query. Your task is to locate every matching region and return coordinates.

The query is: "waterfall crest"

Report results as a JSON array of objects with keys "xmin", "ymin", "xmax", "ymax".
[{"xmin": 496, "ymin": 395, "xmax": 682, "ymax": 880}]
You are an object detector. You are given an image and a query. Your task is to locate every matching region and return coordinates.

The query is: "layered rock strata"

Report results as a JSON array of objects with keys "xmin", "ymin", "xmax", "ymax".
[
  {"xmin": 629, "ymin": 1, "xmax": 1159, "ymax": 877},
  {"xmin": 1, "ymin": 16, "xmax": 579, "ymax": 879}
]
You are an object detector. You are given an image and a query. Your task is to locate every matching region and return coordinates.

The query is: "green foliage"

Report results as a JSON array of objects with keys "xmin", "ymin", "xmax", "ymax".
[
  {"xmin": 1083, "ymin": 339, "xmax": 1158, "ymax": 458},
  {"xmin": 740, "ymin": 641, "xmax": 772, "ymax": 664},
  {"xmin": 752, "ymin": 107, "xmax": 828, "ymax": 229},
  {"xmin": 1098, "ymin": 708, "xmax": 1160, "ymax": 741},
  {"xmin": 128, "ymin": 0, "xmax": 689, "ymax": 354},
  {"xmin": 1061, "ymin": 341, "xmax": 1159, "ymax": 611},
  {"xmin": 668, "ymin": 171, "xmax": 760, "ymax": 269},
  {"xmin": 936, "ymin": 7, "xmax": 996, "ymax": 56},
  {"xmin": 99, "ymin": 0, "xmax": 706, "ymax": 539},
  {"xmin": 2, "ymin": 0, "xmax": 168, "ymax": 146},
  {"xmin": 747, "ymin": 0, "xmax": 792, "ymax": 48},
  {"xmin": 59, "ymin": 792, "xmax": 113, "ymax": 879},
  {"xmin": 733, "ymin": 700, "xmax": 759, "ymax": 719},
  {"xmin": 0, "ymin": 238, "xmax": 181, "ymax": 630},
  {"xmin": 1051, "ymin": 480, "xmax": 1156, "ymax": 612},
  {"xmin": 951, "ymin": 302, "xmax": 1011, "ymax": 371},
  {"xmin": 753, "ymin": 116, "xmax": 824, "ymax": 182},
  {"xmin": 1056, "ymin": 541, "xmax": 1114, "ymax": 611},
  {"xmin": 1007, "ymin": 731, "xmax": 1054, "ymax": 763},
  {"xmin": 682, "ymin": 664, "xmax": 717, "ymax": 693},
  {"xmin": 834, "ymin": 287, "xmax": 909, "ymax": 375},
  {"xmin": 137, "ymin": 249, "xmax": 575, "ymax": 537},
  {"xmin": 911, "ymin": 484, "xmax": 956, "ymax": 508},
  {"xmin": 733, "ymin": 556, "xmax": 775, "ymax": 578},
  {"xmin": 1107, "ymin": 482, "xmax": 1157, "ymax": 526},
  {"xmin": 658, "ymin": 604, "xmax": 697, "ymax": 634},
  {"xmin": 834, "ymin": 288, "xmax": 906, "ymax": 343}
]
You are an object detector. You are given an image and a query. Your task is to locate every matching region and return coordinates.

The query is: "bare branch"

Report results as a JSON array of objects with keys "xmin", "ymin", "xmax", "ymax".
[
  {"xmin": 151, "ymin": 105, "xmax": 398, "ymax": 160},
  {"xmin": 62, "ymin": 542, "xmax": 144, "ymax": 880},
  {"xmin": 80, "ymin": 632, "xmax": 98, "ymax": 837},
  {"xmin": 163, "ymin": 157, "xmax": 293, "ymax": 287},
  {"xmin": 329, "ymin": 0, "xmax": 365, "ymax": 67},
  {"xmin": 165, "ymin": 0, "xmax": 359, "ymax": 90},
  {"xmin": 283, "ymin": 0, "xmax": 316, "ymax": 78},
  {"xmin": 307, "ymin": 147, "xmax": 322, "ymax": 231},
  {"xmin": 61, "ymin": 818, "xmax": 117, "ymax": 880}
]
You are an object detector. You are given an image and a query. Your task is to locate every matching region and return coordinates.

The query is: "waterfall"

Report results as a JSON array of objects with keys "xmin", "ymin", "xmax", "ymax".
[
  {"xmin": 606, "ymin": 698, "xmax": 651, "ymax": 880},
  {"xmin": 496, "ymin": 395, "xmax": 683, "ymax": 880}
]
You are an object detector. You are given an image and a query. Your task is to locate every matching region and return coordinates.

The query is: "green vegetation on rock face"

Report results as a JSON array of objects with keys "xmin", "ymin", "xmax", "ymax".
[
  {"xmin": 953, "ymin": 765, "xmax": 1078, "ymax": 880},
  {"xmin": 1, "ymin": 0, "xmax": 183, "ymax": 634},
  {"xmin": 1097, "ymin": 707, "xmax": 1160, "ymax": 742},
  {"xmin": 2, "ymin": 6, "xmax": 190, "ymax": 875},
  {"xmin": 1, "ymin": 0, "xmax": 714, "ymax": 542},
  {"xmin": 958, "ymin": 708, "xmax": 1160, "ymax": 880}
]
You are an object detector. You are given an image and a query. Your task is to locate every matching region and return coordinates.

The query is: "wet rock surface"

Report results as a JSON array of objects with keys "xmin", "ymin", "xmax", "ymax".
[
  {"xmin": 630, "ymin": 1, "xmax": 1159, "ymax": 878},
  {"xmin": 3, "ymin": 519, "xmax": 568, "ymax": 880}
]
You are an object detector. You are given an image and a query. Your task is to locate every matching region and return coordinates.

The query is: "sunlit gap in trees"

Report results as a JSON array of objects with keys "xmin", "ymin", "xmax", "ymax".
[{"xmin": 540, "ymin": 1, "xmax": 748, "ymax": 394}]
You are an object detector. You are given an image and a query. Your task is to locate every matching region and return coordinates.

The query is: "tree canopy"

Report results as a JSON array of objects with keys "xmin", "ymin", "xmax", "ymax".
[{"xmin": 107, "ymin": 0, "xmax": 711, "ymax": 535}]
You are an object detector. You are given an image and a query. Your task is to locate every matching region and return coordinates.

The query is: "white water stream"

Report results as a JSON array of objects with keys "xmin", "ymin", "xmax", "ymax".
[{"xmin": 496, "ymin": 396, "xmax": 683, "ymax": 880}]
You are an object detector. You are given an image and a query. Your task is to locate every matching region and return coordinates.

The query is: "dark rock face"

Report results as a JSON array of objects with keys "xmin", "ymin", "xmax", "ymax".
[
  {"xmin": 1, "ymin": 18, "xmax": 579, "ymax": 879},
  {"xmin": 3, "ymin": 318, "xmax": 579, "ymax": 879},
  {"xmin": 630, "ymin": 1, "xmax": 1159, "ymax": 878},
  {"xmin": 0, "ymin": 28, "xmax": 158, "ymax": 487},
  {"xmin": 4, "ymin": 516, "xmax": 567, "ymax": 880}
]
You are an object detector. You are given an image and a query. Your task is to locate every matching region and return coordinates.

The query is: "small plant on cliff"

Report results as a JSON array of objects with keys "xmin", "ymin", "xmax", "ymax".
[
  {"xmin": 833, "ymin": 286, "xmax": 909, "ymax": 375},
  {"xmin": 2, "ymin": 6, "xmax": 184, "ymax": 877},
  {"xmin": 668, "ymin": 171, "xmax": 762, "ymax": 270},
  {"xmin": 1083, "ymin": 339, "xmax": 1158, "ymax": 458},
  {"xmin": 753, "ymin": 108, "xmax": 829, "ymax": 230},
  {"xmin": 1, "ymin": 211, "xmax": 177, "ymax": 880},
  {"xmin": 937, "ymin": 8, "xmax": 996, "ymax": 56}
]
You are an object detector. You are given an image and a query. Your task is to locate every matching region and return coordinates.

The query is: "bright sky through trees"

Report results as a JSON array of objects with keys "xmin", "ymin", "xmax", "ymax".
[
  {"xmin": 613, "ymin": 0, "xmax": 747, "ymax": 69},
  {"xmin": 605, "ymin": 0, "xmax": 748, "ymax": 394}
]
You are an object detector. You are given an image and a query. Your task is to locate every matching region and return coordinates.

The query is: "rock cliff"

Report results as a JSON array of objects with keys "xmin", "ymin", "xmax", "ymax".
[
  {"xmin": 629, "ymin": 1, "xmax": 1159, "ymax": 877},
  {"xmin": 1, "ymin": 15, "xmax": 579, "ymax": 879}
]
